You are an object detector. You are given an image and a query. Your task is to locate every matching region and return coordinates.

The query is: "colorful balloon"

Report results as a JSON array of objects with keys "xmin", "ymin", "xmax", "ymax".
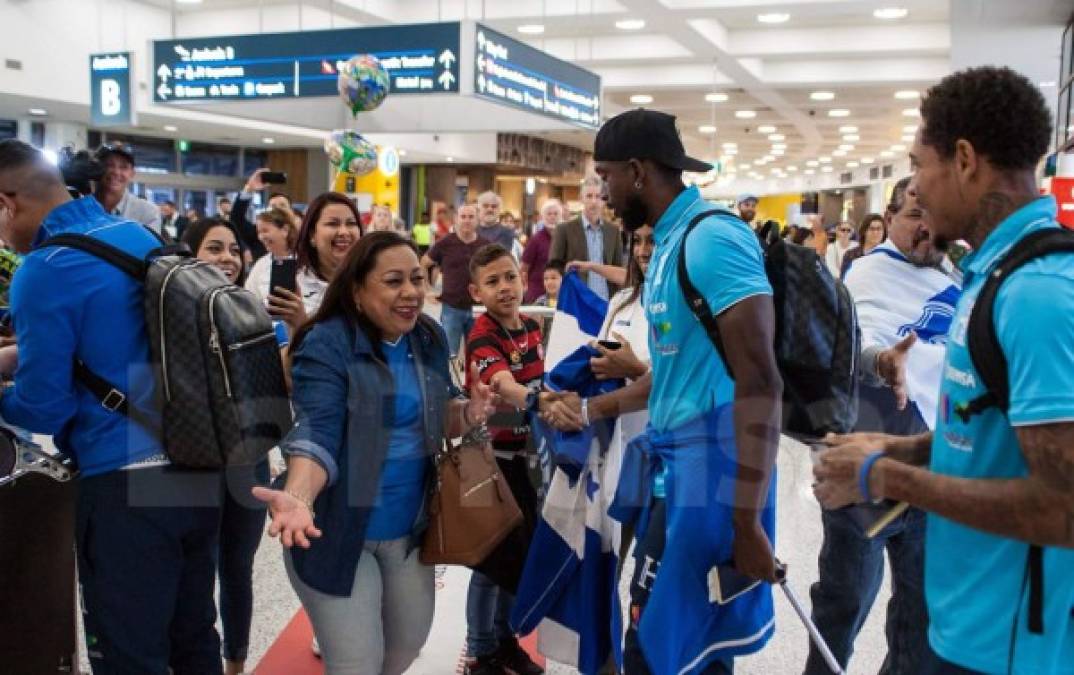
[
  {"xmin": 325, "ymin": 130, "xmax": 378, "ymax": 176},
  {"xmin": 337, "ymin": 54, "xmax": 390, "ymax": 116}
]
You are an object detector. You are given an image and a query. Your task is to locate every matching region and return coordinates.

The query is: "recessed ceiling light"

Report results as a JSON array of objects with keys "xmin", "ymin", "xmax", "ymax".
[
  {"xmin": 698, "ymin": 125, "xmax": 717, "ymax": 134},
  {"xmin": 903, "ymin": 125, "xmax": 918, "ymax": 133},
  {"xmin": 806, "ymin": 160, "xmax": 819, "ymax": 167},
  {"xmin": 787, "ymin": 166, "xmax": 798, "ymax": 172},
  {"xmin": 758, "ymin": 125, "xmax": 777, "ymax": 134},
  {"xmin": 819, "ymin": 156, "xmax": 832, "ymax": 163},
  {"xmin": 262, "ymin": 137, "xmax": 275, "ymax": 144},
  {"xmin": 902, "ymin": 134, "xmax": 915, "ymax": 142},
  {"xmin": 705, "ymin": 92, "xmax": 729, "ymax": 103},
  {"xmin": 768, "ymin": 133, "xmax": 785, "ymax": 141},
  {"xmin": 880, "ymin": 150, "xmax": 894, "ymax": 158},
  {"xmin": 838, "ymin": 144, "xmax": 855, "ymax": 151},
  {"xmin": 890, "ymin": 144, "xmax": 907, "ymax": 151},
  {"xmin": 805, "ymin": 169, "xmax": 815, "ymax": 175},
  {"xmin": 757, "ymin": 12, "xmax": 791, "ymax": 24},
  {"xmin": 446, "ymin": 156, "xmax": 455, "ymax": 162},
  {"xmin": 828, "ymin": 109, "xmax": 851, "ymax": 118},
  {"xmin": 810, "ymin": 91, "xmax": 836, "ymax": 101},
  {"xmin": 822, "ymin": 166, "xmax": 834, "ymax": 173},
  {"xmin": 874, "ymin": 7, "xmax": 909, "ymax": 20},
  {"xmin": 724, "ymin": 148, "xmax": 738, "ymax": 155},
  {"xmin": 1039, "ymin": 81, "xmax": 1058, "ymax": 88},
  {"xmin": 163, "ymin": 125, "xmax": 178, "ymax": 132},
  {"xmin": 740, "ymin": 162, "xmax": 752, "ymax": 168},
  {"xmin": 772, "ymin": 149, "xmax": 785, "ymax": 156},
  {"xmin": 763, "ymin": 155, "xmax": 775, "ymax": 162},
  {"xmin": 832, "ymin": 150, "xmax": 847, "ymax": 157},
  {"xmin": 28, "ymin": 108, "xmax": 48, "ymax": 116},
  {"xmin": 846, "ymin": 161, "xmax": 860, "ymax": 168},
  {"xmin": 894, "ymin": 90, "xmax": 920, "ymax": 100},
  {"xmin": 630, "ymin": 94, "xmax": 653, "ymax": 104},
  {"xmin": 839, "ymin": 125, "xmax": 858, "ymax": 134},
  {"xmin": 861, "ymin": 157, "xmax": 875, "ymax": 164},
  {"xmin": 736, "ymin": 110, "xmax": 757, "ymax": 119},
  {"xmin": 771, "ymin": 143, "xmax": 787, "ymax": 150},
  {"xmin": 722, "ymin": 141, "xmax": 738, "ymax": 148},
  {"xmin": 615, "ymin": 18, "xmax": 646, "ymax": 30},
  {"xmin": 843, "ymin": 134, "xmax": 860, "ymax": 142},
  {"xmin": 902, "ymin": 108, "xmax": 920, "ymax": 117},
  {"xmin": 398, "ymin": 149, "xmax": 408, "ymax": 156},
  {"xmin": 518, "ymin": 24, "xmax": 545, "ymax": 34}
]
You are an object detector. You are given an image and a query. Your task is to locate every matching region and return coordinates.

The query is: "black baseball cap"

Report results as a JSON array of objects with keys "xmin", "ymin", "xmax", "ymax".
[
  {"xmin": 95, "ymin": 141, "xmax": 135, "ymax": 164},
  {"xmin": 594, "ymin": 109, "xmax": 712, "ymax": 173}
]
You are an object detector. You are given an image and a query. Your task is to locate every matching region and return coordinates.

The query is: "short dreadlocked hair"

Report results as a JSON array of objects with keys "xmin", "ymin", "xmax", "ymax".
[{"xmin": 920, "ymin": 66, "xmax": 1052, "ymax": 171}]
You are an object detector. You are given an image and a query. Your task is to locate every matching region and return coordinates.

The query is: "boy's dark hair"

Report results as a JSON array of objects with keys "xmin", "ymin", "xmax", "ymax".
[
  {"xmin": 468, "ymin": 243, "xmax": 515, "ymax": 280},
  {"xmin": 544, "ymin": 261, "xmax": 565, "ymax": 276},
  {"xmin": 920, "ymin": 66, "xmax": 1051, "ymax": 171}
]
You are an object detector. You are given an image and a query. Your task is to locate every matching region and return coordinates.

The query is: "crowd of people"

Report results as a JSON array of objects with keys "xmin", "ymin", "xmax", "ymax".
[{"xmin": 0, "ymin": 64, "xmax": 1071, "ymax": 675}]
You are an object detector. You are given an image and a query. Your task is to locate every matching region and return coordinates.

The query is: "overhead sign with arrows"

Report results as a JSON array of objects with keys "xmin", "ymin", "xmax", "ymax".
[
  {"xmin": 474, "ymin": 24, "xmax": 601, "ymax": 129},
  {"xmin": 152, "ymin": 22, "xmax": 460, "ymax": 104}
]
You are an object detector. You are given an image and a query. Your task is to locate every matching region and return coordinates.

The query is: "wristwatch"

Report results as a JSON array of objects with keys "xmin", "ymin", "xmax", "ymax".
[{"xmin": 524, "ymin": 389, "xmax": 540, "ymax": 413}]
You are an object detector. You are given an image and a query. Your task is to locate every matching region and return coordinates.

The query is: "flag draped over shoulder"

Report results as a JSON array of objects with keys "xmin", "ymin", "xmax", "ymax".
[{"xmin": 512, "ymin": 273, "xmax": 624, "ymax": 674}]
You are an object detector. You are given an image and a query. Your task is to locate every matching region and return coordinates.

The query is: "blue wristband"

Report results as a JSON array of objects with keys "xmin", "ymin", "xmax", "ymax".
[{"xmin": 859, "ymin": 451, "xmax": 886, "ymax": 503}]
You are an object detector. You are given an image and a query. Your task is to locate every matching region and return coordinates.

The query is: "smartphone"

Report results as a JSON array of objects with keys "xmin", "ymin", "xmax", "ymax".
[
  {"xmin": 597, "ymin": 340, "xmax": 622, "ymax": 351},
  {"xmin": 269, "ymin": 257, "xmax": 298, "ymax": 296},
  {"xmin": 707, "ymin": 562, "xmax": 763, "ymax": 605},
  {"xmin": 261, "ymin": 171, "xmax": 287, "ymax": 185}
]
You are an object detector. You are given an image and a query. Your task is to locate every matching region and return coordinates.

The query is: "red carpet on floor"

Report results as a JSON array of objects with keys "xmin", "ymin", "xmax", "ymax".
[{"xmin": 254, "ymin": 609, "xmax": 545, "ymax": 674}]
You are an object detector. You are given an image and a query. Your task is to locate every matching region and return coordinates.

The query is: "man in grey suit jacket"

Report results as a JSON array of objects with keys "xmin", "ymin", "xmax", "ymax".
[{"xmin": 548, "ymin": 174, "xmax": 624, "ymax": 299}]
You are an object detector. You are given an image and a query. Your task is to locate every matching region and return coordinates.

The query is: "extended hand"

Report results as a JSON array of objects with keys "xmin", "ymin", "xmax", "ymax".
[
  {"xmin": 466, "ymin": 363, "xmax": 499, "ymax": 425},
  {"xmin": 539, "ymin": 390, "xmax": 584, "ymax": 431},
  {"xmin": 877, "ymin": 332, "xmax": 917, "ymax": 410},
  {"xmin": 590, "ymin": 332, "xmax": 646, "ymax": 380},
  {"xmin": 813, "ymin": 439, "xmax": 884, "ymax": 509},
  {"xmin": 252, "ymin": 486, "xmax": 322, "ymax": 549}
]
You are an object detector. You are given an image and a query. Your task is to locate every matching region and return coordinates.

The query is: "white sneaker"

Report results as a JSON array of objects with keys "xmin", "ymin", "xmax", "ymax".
[{"xmin": 312, "ymin": 636, "xmax": 321, "ymax": 657}]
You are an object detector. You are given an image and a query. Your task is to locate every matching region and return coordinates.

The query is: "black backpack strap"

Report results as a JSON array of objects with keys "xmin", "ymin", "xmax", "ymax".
[
  {"xmin": 961, "ymin": 227, "xmax": 1074, "ymax": 637},
  {"xmin": 676, "ymin": 209, "xmax": 735, "ymax": 378},
  {"xmin": 72, "ymin": 360, "xmax": 160, "ymax": 436},
  {"xmin": 40, "ymin": 233, "xmax": 146, "ymax": 280}
]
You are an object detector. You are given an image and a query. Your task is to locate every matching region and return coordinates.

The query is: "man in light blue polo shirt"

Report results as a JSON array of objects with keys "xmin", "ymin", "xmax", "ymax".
[
  {"xmin": 814, "ymin": 66, "xmax": 1074, "ymax": 675},
  {"xmin": 554, "ymin": 109, "xmax": 783, "ymax": 674}
]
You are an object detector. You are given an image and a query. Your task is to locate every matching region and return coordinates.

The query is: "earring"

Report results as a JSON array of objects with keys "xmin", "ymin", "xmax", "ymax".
[{"xmin": 634, "ymin": 181, "xmax": 643, "ymax": 190}]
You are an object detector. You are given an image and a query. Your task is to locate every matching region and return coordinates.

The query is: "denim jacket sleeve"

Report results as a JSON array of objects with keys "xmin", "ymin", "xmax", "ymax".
[{"xmin": 281, "ymin": 326, "xmax": 348, "ymax": 486}]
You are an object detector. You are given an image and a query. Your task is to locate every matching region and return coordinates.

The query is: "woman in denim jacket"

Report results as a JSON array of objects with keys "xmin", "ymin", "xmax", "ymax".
[{"xmin": 253, "ymin": 232, "xmax": 497, "ymax": 674}]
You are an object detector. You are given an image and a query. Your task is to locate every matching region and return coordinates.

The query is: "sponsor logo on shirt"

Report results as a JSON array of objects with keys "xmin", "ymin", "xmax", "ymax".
[
  {"xmin": 944, "ymin": 364, "xmax": 977, "ymax": 389},
  {"xmin": 943, "ymin": 430, "xmax": 974, "ymax": 453},
  {"xmin": 475, "ymin": 355, "xmax": 499, "ymax": 372}
]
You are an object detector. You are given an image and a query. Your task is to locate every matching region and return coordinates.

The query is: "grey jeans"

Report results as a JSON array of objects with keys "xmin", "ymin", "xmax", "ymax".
[{"xmin": 285, "ymin": 537, "xmax": 435, "ymax": 675}]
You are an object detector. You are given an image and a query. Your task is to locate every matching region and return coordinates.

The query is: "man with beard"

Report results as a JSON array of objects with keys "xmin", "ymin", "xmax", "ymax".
[
  {"xmin": 93, "ymin": 142, "xmax": 161, "ymax": 235},
  {"xmin": 814, "ymin": 66, "xmax": 1074, "ymax": 675},
  {"xmin": 806, "ymin": 176, "xmax": 961, "ymax": 675},
  {"xmin": 544, "ymin": 109, "xmax": 783, "ymax": 674},
  {"xmin": 736, "ymin": 193, "xmax": 758, "ymax": 229},
  {"xmin": 476, "ymin": 191, "xmax": 517, "ymax": 253}
]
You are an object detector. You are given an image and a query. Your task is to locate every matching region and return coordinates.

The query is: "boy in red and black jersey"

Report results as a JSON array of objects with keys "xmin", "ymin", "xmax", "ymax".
[{"xmin": 462, "ymin": 244, "xmax": 545, "ymax": 675}]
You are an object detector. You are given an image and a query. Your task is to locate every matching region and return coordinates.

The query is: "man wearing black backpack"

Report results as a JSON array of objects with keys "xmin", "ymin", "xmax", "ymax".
[
  {"xmin": 544, "ymin": 109, "xmax": 783, "ymax": 674},
  {"xmin": 815, "ymin": 67, "xmax": 1074, "ymax": 675},
  {"xmin": 0, "ymin": 140, "xmax": 224, "ymax": 674}
]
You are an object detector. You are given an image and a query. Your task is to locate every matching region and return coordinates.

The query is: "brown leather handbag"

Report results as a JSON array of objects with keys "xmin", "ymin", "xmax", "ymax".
[{"xmin": 420, "ymin": 427, "xmax": 523, "ymax": 566}]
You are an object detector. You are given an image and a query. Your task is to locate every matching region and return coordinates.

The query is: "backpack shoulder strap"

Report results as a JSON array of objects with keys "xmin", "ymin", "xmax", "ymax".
[
  {"xmin": 959, "ymin": 226, "xmax": 1074, "ymax": 638},
  {"xmin": 960, "ymin": 228, "xmax": 1074, "ymax": 421},
  {"xmin": 41, "ymin": 233, "xmax": 146, "ymax": 281},
  {"xmin": 676, "ymin": 209, "xmax": 734, "ymax": 378}
]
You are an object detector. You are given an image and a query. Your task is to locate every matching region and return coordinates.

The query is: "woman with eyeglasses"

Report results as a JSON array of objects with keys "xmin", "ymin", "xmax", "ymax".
[
  {"xmin": 839, "ymin": 213, "xmax": 887, "ymax": 279},
  {"xmin": 824, "ymin": 220, "xmax": 859, "ymax": 278}
]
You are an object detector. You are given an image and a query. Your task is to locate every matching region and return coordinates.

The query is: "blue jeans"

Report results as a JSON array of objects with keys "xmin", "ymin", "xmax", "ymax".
[
  {"xmin": 804, "ymin": 505, "xmax": 928, "ymax": 675},
  {"xmin": 466, "ymin": 571, "xmax": 514, "ymax": 657},
  {"xmin": 441, "ymin": 303, "xmax": 475, "ymax": 359},
  {"xmin": 287, "ymin": 537, "xmax": 434, "ymax": 674},
  {"xmin": 217, "ymin": 461, "xmax": 269, "ymax": 662},
  {"xmin": 76, "ymin": 466, "xmax": 223, "ymax": 675}
]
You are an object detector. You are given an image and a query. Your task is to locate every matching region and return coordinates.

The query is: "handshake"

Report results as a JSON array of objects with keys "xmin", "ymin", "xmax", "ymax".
[{"xmin": 538, "ymin": 390, "xmax": 586, "ymax": 431}]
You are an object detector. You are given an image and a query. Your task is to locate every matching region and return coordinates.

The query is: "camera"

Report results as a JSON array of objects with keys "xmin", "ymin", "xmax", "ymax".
[{"xmin": 57, "ymin": 146, "xmax": 104, "ymax": 198}]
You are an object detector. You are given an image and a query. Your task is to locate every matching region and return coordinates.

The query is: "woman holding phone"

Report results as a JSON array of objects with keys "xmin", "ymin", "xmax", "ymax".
[
  {"xmin": 253, "ymin": 232, "xmax": 497, "ymax": 672},
  {"xmin": 182, "ymin": 218, "xmax": 287, "ymax": 675},
  {"xmin": 244, "ymin": 206, "xmax": 299, "ymax": 302}
]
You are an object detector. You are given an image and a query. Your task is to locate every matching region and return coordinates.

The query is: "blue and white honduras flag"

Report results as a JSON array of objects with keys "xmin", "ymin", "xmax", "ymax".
[{"xmin": 512, "ymin": 271, "xmax": 624, "ymax": 674}]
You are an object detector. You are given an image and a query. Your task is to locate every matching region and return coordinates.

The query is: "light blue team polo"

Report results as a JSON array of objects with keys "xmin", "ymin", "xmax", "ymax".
[
  {"xmin": 927, "ymin": 196, "xmax": 1074, "ymax": 674},
  {"xmin": 645, "ymin": 185, "xmax": 772, "ymax": 433}
]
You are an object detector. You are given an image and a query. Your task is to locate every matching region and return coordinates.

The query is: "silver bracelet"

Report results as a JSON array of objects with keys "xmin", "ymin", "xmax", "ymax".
[{"xmin": 581, "ymin": 398, "xmax": 591, "ymax": 427}]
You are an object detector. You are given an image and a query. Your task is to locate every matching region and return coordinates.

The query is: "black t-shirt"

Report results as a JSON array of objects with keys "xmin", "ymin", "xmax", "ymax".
[{"xmin": 427, "ymin": 233, "xmax": 489, "ymax": 309}]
